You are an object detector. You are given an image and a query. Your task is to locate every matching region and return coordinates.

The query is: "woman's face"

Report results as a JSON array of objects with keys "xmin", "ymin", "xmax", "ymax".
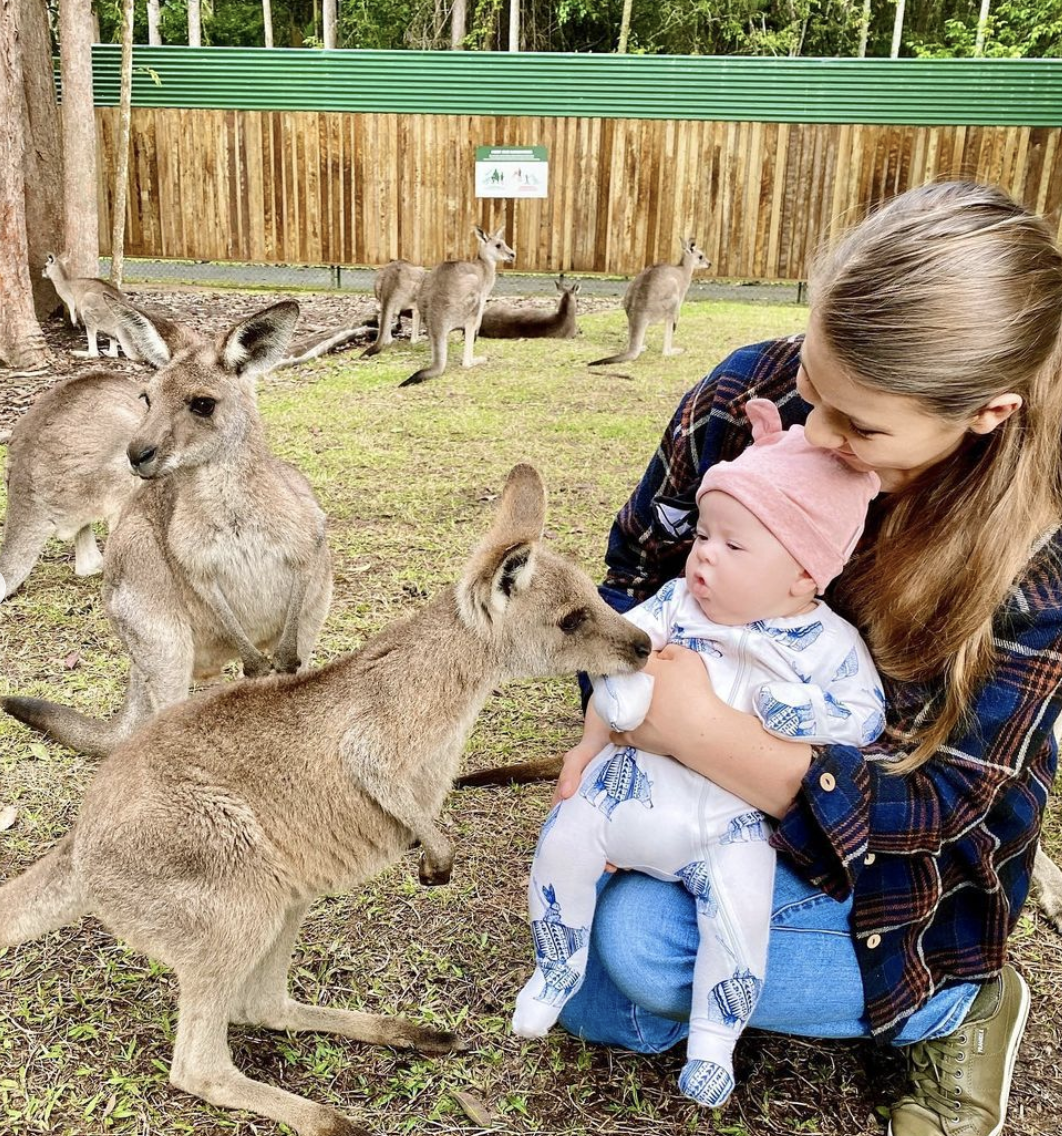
[{"xmin": 797, "ymin": 318, "xmax": 1012, "ymax": 493}]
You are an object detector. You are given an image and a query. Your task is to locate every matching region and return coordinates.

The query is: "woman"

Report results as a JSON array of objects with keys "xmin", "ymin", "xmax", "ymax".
[{"xmin": 556, "ymin": 182, "xmax": 1062, "ymax": 1136}]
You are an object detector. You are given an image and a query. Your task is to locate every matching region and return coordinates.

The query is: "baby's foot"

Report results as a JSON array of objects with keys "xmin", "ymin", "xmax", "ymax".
[
  {"xmin": 511, "ymin": 980, "xmax": 562, "ymax": 1039},
  {"xmin": 678, "ymin": 1059, "xmax": 735, "ymax": 1107}
]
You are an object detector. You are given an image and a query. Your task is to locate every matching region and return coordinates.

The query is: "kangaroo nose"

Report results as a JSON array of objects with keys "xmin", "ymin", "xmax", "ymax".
[
  {"xmin": 128, "ymin": 443, "xmax": 157, "ymax": 469},
  {"xmin": 633, "ymin": 633, "xmax": 652, "ymax": 660}
]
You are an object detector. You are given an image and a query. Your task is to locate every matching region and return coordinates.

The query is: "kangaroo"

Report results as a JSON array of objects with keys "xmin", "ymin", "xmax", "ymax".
[
  {"xmin": 41, "ymin": 253, "xmax": 154, "ymax": 360},
  {"xmin": 0, "ymin": 307, "xmax": 199, "ymax": 600},
  {"xmin": 589, "ymin": 237, "xmax": 711, "ymax": 366},
  {"xmin": 478, "ymin": 275, "xmax": 580, "ymax": 340},
  {"xmin": 0, "ymin": 463, "xmax": 651, "ymax": 1136},
  {"xmin": 361, "ymin": 259, "xmax": 428, "ymax": 358},
  {"xmin": 400, "ymin": 226, "xmax": 516, "ymax": 387},
  {"xmin": 4, "ymin": 299, "xmax": 333, "ymax": 758}
]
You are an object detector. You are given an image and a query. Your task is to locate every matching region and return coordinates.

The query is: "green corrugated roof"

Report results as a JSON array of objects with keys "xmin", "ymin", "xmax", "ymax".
[{"xmin": 89, "ymin": 46, "xmax": 1062, "ymax": 126}]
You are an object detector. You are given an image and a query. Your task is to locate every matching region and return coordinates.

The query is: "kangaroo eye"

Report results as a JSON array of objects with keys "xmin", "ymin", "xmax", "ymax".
[
  {"xmin": 559, "ymin": 608, "xmax": 588, "ymax": 634},
  {"xmin": 139, "ymin": 391, "xmax": 151, "ymax": 408},
  {"xmin": 189, "ymin": 397, "xmax": 216, "ymax": 418}
]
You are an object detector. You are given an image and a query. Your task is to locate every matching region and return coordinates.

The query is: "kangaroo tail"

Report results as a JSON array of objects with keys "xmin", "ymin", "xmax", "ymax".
[
  {"xmin": 456, "ymin": 754, "xmax": 563, "ymax": 788},
  {"xmin": 3, "ymin": 695, "xmax": 129, "ymax": 759},
  {"xmin": 0, "ymin": 834, "xmax": 89, "ymax": 947}
]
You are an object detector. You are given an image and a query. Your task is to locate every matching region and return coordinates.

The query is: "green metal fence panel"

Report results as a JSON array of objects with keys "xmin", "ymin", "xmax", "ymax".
[{"xmin": 89, "ymin": 46, "xmax": 1062, "ymax": 127}]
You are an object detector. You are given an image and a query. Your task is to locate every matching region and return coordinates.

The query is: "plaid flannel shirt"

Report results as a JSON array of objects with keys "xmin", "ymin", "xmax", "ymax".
[{"xmin": 602, "ymin": 335, "xmax": 1061, "ymax": 1039}]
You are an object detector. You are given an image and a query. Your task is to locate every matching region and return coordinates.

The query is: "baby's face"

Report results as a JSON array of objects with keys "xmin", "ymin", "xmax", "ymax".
[{"xmin": 685, "ymin": 491, "xmax": 816, "ymax": 626}]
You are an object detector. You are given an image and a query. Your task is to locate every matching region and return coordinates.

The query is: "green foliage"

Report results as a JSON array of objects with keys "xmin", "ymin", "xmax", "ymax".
[{"xmin": 69, "ymin": 0, "xmax": 1062, "ymax": 56}]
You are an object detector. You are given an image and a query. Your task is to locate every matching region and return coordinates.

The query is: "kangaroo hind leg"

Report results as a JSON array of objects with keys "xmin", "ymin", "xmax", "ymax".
[
  {"xmin": 0, "ymin": 507, "xmax": 54, "ymax": 600},
  {"xmin": 234, "ymin": 901, "xmax": 461, "ymax": 1055},
  {"xmin": 172, "ymin": 966, "xmax": 369, "ymax": 1136}
]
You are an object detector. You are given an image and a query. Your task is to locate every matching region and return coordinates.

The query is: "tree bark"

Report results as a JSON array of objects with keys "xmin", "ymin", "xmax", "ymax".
[
  {"xmin": 890, "ymin": 0, "xmax": 905, "ymax": 57},
  {"xmin": 19, "ymin": 0, "xmax": 65, "ymax": 320},
  {"xmin": 975, "ymin": 0, "xmax": 991, "ymax": 55},
  {"xmin": 188, "ymin": 0, "xmax": 201, "ymax": 46},
  {"xmin": 451, "ymin": 0, "xmax": 466, "ymax": 48},
  {"xmin": 262, "ymin": 0, "xmax": 273, "ymax": 47},
  {"xmin": 0, "ymin": 0, "xmax": 50, "ymax": 369},
  {"xmin": 322, "ymin": 0, "xmax": 336, "ymax": 48},
  {"xmin": 147, "ymin": 0, "xmax": 161, "ymax": 44},
  {"xmin": 60, "ymin": 0, "xmax": 100, "ymax": 280},
  {"xmin": 617, "ymin": 0, "xmax": 633, "ymax": 52},
  {"xmin": 110, "ymin": 0, "xmax": 134, "ymax": 290},
  {"xmin": 858, "ymin": 0, "xmax": 871, "ymax": 57}
]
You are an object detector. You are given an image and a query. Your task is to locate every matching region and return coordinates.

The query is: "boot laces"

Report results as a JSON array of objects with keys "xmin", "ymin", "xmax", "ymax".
[{"xmin": 899, "ymin": 1030, "xmax": 967, "ymax": 1121}]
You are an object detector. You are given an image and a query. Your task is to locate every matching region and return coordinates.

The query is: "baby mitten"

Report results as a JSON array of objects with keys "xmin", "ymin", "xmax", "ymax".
[{"xmin": 590, "ymin": 671, "xmax": 655, "ymax": 732}]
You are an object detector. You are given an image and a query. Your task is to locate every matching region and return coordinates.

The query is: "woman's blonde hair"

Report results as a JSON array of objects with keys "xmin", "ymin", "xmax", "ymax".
[{"xmin": 810, "ymin": 181, "xmax": 1062, "ymax": 772}]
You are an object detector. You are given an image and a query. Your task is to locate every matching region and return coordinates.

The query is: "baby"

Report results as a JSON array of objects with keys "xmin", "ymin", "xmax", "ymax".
[{"xmin": 512, "ymin": 399, "xmax": 886, "ymax": 1108}]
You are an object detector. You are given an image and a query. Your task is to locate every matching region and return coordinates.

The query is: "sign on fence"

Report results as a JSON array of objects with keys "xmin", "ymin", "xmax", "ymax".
[{"xmin": 475, "ymin": 146, "xmax": 549, "ymax": 198}]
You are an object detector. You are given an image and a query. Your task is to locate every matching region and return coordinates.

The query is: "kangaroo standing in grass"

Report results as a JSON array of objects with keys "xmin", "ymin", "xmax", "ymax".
[
  {"xmin": 0, "ymin": 464, "xmax": 651, "ymax": 1136},
  {"xmin": 42, "ymin": 253, "xmax": 152, "ymax": 360},
  {"xmin": 0, "ymin": 306, "xmax": 198, "ymax": 600},
  {"xmin": 400, "ymin": 226, "xmax": 516, "ymax": 387},
  {"xmin": 478, "ymin": 275, "xmax": 580, "ymax": 340},
  {"xmin": 590, "ymin": 237, "xmax": 711, "ymax": 366},
  {"xmin": 3, "ymin": 300, "xmax": 333, "ymax": 758},
  {"xmin": 361, "ymin": 259, "xmax": 428, "ymax": 358}
]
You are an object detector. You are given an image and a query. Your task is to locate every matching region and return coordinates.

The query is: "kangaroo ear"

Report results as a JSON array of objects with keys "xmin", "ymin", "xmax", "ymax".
[
  {"xmin": 493, "ymin": 226, "xmax": 506, "ymax": 241},
  {"xmin": 473, "ymin": 225, "xmax": 488, "ymax": 242},
  {"xmin": 219, "ymin": 301, "xmax": 299, "ymax": 376},
  {"xmin": 457, "ymin": 464, "xmax": 547, "ymax": 633},
  {"xmin": 555, "ymin": 275, "xmax": 564, "ymax": 292},
  {"xmin": 571, "ymin": 281, "xmax": 581, "ymax": 294},
  {"xmin": 102, "ymin": 295, "xmax": 172, "ymax": 368}
]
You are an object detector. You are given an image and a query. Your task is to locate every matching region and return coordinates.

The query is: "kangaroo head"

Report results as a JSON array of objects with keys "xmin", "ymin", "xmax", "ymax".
[
  {"xmin": 473, "ymin": 225, "xmax": 517, "ymax": 267},
  {"xmin": 555, "ymin": 274, "xmax": 580, "ymax": 297},
  {"xmin": 41, "ymin": 252, "xmax": 64, "ymax": 282},
  {"xmin": 682, "ymin": 237, "xmax": 712, "ymax": 271},
  {"xmin": 456, "ymin": 464, "xmax": 650, "ymax": 681},
  {"xmin": 123, "ymin": 301, "xmax": 299, "ymax": 480}
]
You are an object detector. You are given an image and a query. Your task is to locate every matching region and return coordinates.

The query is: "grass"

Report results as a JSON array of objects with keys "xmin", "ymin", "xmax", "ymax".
[{"xmin": 1, "ymin": 299, "xmax": 1060, "ymax": 1136}]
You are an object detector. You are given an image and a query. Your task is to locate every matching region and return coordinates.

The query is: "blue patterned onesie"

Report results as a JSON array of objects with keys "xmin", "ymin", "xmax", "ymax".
[{"xmin": 513, "ymin": 578, "xmax": 885, "ymax": 1107}]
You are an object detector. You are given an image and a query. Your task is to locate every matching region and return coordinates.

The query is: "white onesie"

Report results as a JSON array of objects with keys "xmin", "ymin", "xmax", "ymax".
[{"xmin": 513, "ymin": 577, "xmax": 885, "ymax": 1108}]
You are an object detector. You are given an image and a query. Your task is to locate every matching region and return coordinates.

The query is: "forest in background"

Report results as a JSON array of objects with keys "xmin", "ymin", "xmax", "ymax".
[{"xmin": 75, "ymin": 0, "xmax": 1062, "ymax": 59}]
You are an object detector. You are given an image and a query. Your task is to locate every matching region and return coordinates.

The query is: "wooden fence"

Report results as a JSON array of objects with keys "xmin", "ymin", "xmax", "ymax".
[{"xmin": 96, "ymin": 108, "xmax": 1062, "ymax": 280}]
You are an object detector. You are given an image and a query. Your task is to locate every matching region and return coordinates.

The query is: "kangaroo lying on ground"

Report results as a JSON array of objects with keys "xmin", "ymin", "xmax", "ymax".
[
  {"xmin": 478, "ymin": 275, "xmax": 580, "ymax": 340},
  {"xmin": 42, "ymin": 253, "xmax": 164, "ymax": 360},
  {"xmin": 590, "ymin": 237, "xmax": 711, "ymax": 366},
  {"xmin": 400, "ymin": 226, "xmax": 516, "ymax": 387},
  {"xmin": 4, "ymin": 299, "xmax": 332, "ymax": 757},
  {"xmin": 0, "ymin": 463, "xmax": 651, "ymax": 1136},
  {"xmin": 0, "ymin": 307, "xmax": 198, "ymax": 600},
  {"xmin": 361, "ymin": 259, "xmax": 428, "ymax": 358}
]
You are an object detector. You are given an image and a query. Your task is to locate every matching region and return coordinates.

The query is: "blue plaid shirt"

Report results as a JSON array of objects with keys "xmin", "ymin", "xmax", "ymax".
[{"xmin": 603, "ymin": 336, "xmax": 1061, "ymax": 1039}]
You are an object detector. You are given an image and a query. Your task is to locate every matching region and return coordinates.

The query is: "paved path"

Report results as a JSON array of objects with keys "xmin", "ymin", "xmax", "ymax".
[{"xmin": 104, "ymin": 258, "xmax": 803, "ymax": 305}]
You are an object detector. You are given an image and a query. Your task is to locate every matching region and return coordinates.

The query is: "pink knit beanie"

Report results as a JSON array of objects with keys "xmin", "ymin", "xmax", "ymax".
[{"xmin": 696, "ymin": 399, "xmax": 880, "ymax": 592}]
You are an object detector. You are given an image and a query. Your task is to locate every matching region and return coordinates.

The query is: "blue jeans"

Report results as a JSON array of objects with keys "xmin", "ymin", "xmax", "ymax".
[{"xmin": 558, "ymin": 861, "xmax": 979, "ymax": 1053}]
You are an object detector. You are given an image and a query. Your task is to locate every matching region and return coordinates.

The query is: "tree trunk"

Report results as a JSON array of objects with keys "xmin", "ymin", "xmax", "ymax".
[
  {"xmin": 858, "ymin": 0, "xmax": 871, "ymax": 57},
  {"xmin": 147, "ymin": 0, "xmax": 161, "ymax": 44},
  {"xmin": 451, "ymin": 0, "xmax": 466, "ymax": 48},
  {"xmin": 19, "ymin": 0, "xmax": 65, "ymax": 321},
  {"xmin": 890, "ymin": 0, "xmax": 905, "ymax": 57},
  {"xmin": 617, "ymin": 0, "xmax": 633, "ymax": 52},
  {"xmin": 322, "ymin": 0, "xmax": 336, "ymax": 48},
  {"xmin": 508, "ymin": 0, "xmax": 519, "ymax": 50},
  {"xmin": 188, "ymin": 0, "xmax": 201, "ymax": 46},
  {"xmin": 110, "ymin": 0, "xmax": 134, "ymax": 290},
  {"xmin": 262, "ymin": 0, "xmax": 273, "ymax": 47},
  {"xmin": 975, "ymin": 0, "xmax": 991, "ymax": 55},
  {"xmin": 60, "ymin": 0, "xmax": 100, "ymax": 281},
  {"xmin": 0, "ymin": 0, "xmax": 50, "ymax": 369}
]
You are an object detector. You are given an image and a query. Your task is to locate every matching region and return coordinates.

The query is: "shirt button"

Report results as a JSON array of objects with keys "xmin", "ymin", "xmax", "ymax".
[
  {"xmin": 864, "ymin": 853, "xmax": 876, "ymax": 865},
  {"xmin": 867, "ymin": 933, "xmax": 882, "ymax": 949},
  {"xmin": 819, "ymin": 772, "xmax": 836, "ymax": 792}
]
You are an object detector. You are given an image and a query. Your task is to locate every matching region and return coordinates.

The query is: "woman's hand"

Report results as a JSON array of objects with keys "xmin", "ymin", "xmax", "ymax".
[
  {"xmin": 552, "ymin": 740, "xmax": 602, "ymax": 805},
  {"xmin": 610, "ymin": 642, "xmax": 722, "ymax": 760}
]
